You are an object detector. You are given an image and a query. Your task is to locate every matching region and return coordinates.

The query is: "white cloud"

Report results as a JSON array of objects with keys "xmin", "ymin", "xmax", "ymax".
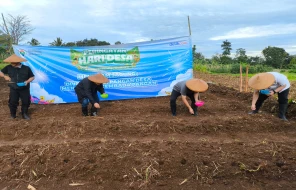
[
  {"xmin": 31, "ymin": 83, "xmax": 65, "ymax": 103},
  {"xmin": 210, "ymin": 24, "xmax": 296, "ymax": 40},
  {"xmin": 157, "ymin": 69, "xmax": 193, "ymax": 96}
]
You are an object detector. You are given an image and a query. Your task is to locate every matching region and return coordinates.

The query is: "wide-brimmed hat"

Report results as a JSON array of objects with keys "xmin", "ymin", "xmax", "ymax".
[
  {"xmin": 3, "ymin": 54, "xmax": 27, "ymax": 63},
  {"xmin": 88, "ymin": 73, "xmax": 109, "ymax": 84},
  {"xmin": 186, "ymin": 78, "xmax": 209, "ymax": 92},
  {"xmin": 248, "ymin": 73, "xmax": 275, "ymax": 90}
]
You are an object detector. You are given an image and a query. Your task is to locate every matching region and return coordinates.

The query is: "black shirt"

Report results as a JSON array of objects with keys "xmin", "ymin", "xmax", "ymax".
[
  {"xmin": 74, "ymin": 78, "xmax": 105, "ymax": 104},
  {"xmin": 1, "ymin": 64, "xmax": 35, "ymax": 90}
]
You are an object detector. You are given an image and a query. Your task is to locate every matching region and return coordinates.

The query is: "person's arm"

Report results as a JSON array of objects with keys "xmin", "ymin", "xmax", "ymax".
[
  {"xmin": 0, "ymin": 67, "xmax": 11, "ymax": 81},
  {"xmin": 25, "ymin": 76, "xmax": 35, "ymax": 85},
  {"xmin": 181, "ymin": 95, "xmax": 191, "ymax": 109},
  {"xmin": 269, "ymin": 84, "xmax": 286, "ymax": 95},
  {"xmin": 97, "ymin": 84, "xmax": 105, "ymax": 94},
  {"xmin": 251, "ymin": 90, "xmax": 259, "ymax": 110},
  {"xmin": 180, "ymin": 85, "xmax": 194, "ymax": 114},
  {"xmin": 25, "ymin": 67, "xmax": 35, "ymax": 85}
]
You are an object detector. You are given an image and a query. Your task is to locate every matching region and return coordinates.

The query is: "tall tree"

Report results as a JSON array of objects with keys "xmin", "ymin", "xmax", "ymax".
[
  {"xmin": 221, "ymin": 40, "xmax": 232, "ymax": 56},
  {"xmin": 49, "ymin": 37, "xmax": 63, "ymax": 46},
  {"xmin": 235, "ymin": 48, "xmax": 248, "ymax": 63},
  {"xmin": 27, "ymin": 38, "xmax": 40, "ymax": 46},
  {"xmin": 0, "ymin": 14, "xmax": 34, "ymax": 45},
  {"xmin": 262, "ymin": 46, "xmax": 289, "ymax": 69}
]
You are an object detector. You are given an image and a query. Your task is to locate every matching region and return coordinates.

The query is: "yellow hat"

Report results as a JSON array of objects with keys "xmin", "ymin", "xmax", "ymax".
[
  {"xmin": 248, "ymin": 73, "xmax": 275, "ymax": 90},
  {"xmin": 186, "ymin": 79, "xmax": 209, "ymax": 92},
  {"xmin": 3, "ymin": 54, "xmax": 27, "ymax": 63},
  {"xmin": 88, "ymin": 73, "xmax": 109, "ymax": 84}
]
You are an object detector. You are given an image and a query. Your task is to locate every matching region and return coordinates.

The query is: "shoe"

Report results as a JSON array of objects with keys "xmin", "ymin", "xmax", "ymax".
[
  {"xmin": 90, "ymin": 112, "xmax": 97, "ymax": 116},
  {"xmin": 22, "ymin": 113, "xmax": 30, "ymax": 120},
  {"xmin": 10, "ymin": 114, "xmax": 16, "ymax": 119},
  {"xmin": 248, "ymin": 110, "xmax": 258, "ymax": 114},
  {"xmin": 279, "ymin": 116, "xmax": 288, "ymax": 121}
]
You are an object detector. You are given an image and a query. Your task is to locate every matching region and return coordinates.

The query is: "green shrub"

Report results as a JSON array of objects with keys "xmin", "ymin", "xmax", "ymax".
[
  {"xmin": 193, "ymin": 63, "xmax": 208, "ymax": 73},
  {"xmin": 289, "ymin": 69, "xmax": 296, "ymax": 73},
  {"xmin": 208, "ymin": 64, "xmax": 231, "ymax": 73},
  {"xmin": 230, "ymin": 64, "xmax": 273, "ymax": 74}
]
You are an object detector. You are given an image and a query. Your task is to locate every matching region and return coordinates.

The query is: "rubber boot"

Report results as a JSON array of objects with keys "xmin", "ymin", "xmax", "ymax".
[
  {"xmin": 21, "ymin": 108, "xmax": 30, "ymax": 120},
  {"xmin": 9, "ymin": 107, "xmax": 17, "ymax": 119},
  {"xmin": 248, "ymin": 110, "xmax": 258, "ymax": 114},
  {"xmin": 82, "ymin": 107, "xmax": 88, "ymax": 116},
  {"xmin": 170, "ymin": 101, "xmax": 177, "ymax": 116},
  {"xmin": 90, "ymin": 106, "xmax": 97, "ymax": 116},
  {"xmin": 278, "ymin": 104, "xmax": 288, "ymax": 121}
]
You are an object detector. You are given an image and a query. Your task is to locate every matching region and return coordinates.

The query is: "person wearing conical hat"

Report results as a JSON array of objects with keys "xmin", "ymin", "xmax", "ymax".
[
  {"xmin": 74, "ymin": 73, "xmax": 109, "ymax": 116},
  {"xmin": 170, "ymin": 78, "xmax": 208, "ymax": 116},
  {"xmin": 248, "ymin": 72, "xmax": 290, "ymax": 121},
  {"xmin": 0, "ymin": 54, "xmax": 35, "ymax": 120}
]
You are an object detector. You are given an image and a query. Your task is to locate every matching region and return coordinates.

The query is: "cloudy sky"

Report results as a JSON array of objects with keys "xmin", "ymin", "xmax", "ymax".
[{"xmin": 1, "ymin": 0, "xmax": 296, "ymax": 58}]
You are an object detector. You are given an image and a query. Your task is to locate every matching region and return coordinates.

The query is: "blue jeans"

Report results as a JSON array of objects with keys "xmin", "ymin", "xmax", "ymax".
[{"xmin": 81, "ymin": 98, "xmax": 89, "ymax": 108}]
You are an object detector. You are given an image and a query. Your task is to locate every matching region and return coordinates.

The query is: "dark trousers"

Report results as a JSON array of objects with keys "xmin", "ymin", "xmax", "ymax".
[
  {"xmin": 75, "ymin": 89, "xmax": 98, "ymax": 115},
  {"xmin": 170, "ymin": 90, "xmax": 197, "ymax": 115},
  {"xmin": 255, "ymin": 88, "xmax": 289, "ymax": 118},
  {"xmin": 9, "ymin": 88, "xmax": 31, "ymax": 115},
  {"xmin": 255, "ymin": 88, "xmax": 290, "ymax": 110}
]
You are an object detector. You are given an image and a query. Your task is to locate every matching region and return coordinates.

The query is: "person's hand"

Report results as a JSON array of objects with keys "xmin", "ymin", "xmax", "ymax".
[
  {"xmin": 94, "ymin": 103, "xmax": 100, "ymax": 108},
  {"xmin": 251, "ymin": 104, "xmax": 256, "ymax": 110},
  {"xmin": 24, "ymin": 81, "xmax": 28, "ymax": 86},
  {"xmin": 4, "ymin": 76, "xmax": 11, "ymax": 81},
  {"xmin": 189, "ymin": 107, "xmax": 194, "ymax": 115},
  {"xmin": 269, "ymin": 90, "xmax": 275, "ymax": 96}
]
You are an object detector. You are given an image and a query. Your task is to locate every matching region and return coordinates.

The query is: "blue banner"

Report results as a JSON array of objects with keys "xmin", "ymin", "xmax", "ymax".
[{"xmin": 13, "ymin": 36, "xmax": 193, "ymax": 104}]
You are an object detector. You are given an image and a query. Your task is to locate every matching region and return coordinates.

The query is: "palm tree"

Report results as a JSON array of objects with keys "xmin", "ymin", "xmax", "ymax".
[
  {"xmin": 49, "ymin": 37, "xmax": 63, "ymax": 46},
  {"xmin": 27, "ymin": 38, "xmax": 40, "ymax": 46}
]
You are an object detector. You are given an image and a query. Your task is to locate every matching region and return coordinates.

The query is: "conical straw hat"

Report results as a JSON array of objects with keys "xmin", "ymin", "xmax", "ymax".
[
  {"xmin": 186, "ymin": 79, "xmax": 209, "ymax": 92},
  {"xmin": 248, "ymin": 73, "xmax": 275, "ymax": 90},
  {"xmin": 88, "ymin": 73, "xmax": 109, "ymax": 83},
  {"xmin": 3, "ymin": 54, "xmax": 27, "ymax": 63}
]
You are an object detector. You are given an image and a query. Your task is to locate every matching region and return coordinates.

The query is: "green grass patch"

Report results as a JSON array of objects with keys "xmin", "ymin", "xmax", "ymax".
[
  {"xmin": 0, "ymin": 63, "xmax": 8, "ymax": 70},
  {"xmin": 280, "ymin": 72, "xmax": 296, "ymax": 81}
]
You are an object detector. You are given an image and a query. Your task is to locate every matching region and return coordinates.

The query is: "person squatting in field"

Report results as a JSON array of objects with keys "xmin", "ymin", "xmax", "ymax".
[
  {"xmin": 248, "ymin": 72, "xmax": 290, "ymax": 121},
  {"xmin": 0, "ymin": 54, "xmax": 35, "ymax": 120},
  {"xmin": 74, "ymin": 73, "xmax": 109, "ymax": 116},
  {"xmin": 170, "ymin": 78, "xmax": 208, "ymax": 116}
]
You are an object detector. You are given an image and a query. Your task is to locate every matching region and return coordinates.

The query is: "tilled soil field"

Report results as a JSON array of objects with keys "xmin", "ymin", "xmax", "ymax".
[{"xmin": 0, "ymin": 75, "xmax": 295, "ymax": 190}]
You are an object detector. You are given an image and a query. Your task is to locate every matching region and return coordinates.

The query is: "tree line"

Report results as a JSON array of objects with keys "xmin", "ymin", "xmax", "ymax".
[
  {"xmin": 193, "ymin": 40, "xmax": 296, "ymax": 70},
  {"xmin": 1, "ymin": 13, "xmax": 296, "ymax": 70}
]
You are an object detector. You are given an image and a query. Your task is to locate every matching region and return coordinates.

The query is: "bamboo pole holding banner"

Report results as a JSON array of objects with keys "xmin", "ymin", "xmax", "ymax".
[{"xmin": 187, "ymin": 16, "xmax": 191, "ymax": 36}]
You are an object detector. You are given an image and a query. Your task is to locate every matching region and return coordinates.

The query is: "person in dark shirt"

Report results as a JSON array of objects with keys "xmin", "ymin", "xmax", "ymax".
[
  {"xmin": 74, "ymin": 73, "xmax": 109, "ymax": 116},
  {"xmin": 0, "ymin": 54, "xmax": 35, "ymax": 120},
  {"xmin": 170, "ymin": 78, "xmax": 208, "ymax": 116}
]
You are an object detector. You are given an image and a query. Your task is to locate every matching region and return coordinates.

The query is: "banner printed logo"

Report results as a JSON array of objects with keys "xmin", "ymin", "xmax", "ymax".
[
  {"xmin": 19, "ymin": 49, "xmax": 26, "ymax": 56},
  {"xmin": 70, "ymin": 47, "xmax": 140, "ymax": 71}
]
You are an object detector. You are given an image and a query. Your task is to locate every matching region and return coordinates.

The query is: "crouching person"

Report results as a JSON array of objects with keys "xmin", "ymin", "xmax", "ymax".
[
  {"xmin": 74, "ymin": 73, "xmax": 109, "ymax": 116},
  {"xmin": 248, "ymin": 72, "xmax": 290, "ymax": 121},
  {"xmin": 170, "ymin": 78, "xmax": 208, "ymax": 116}
]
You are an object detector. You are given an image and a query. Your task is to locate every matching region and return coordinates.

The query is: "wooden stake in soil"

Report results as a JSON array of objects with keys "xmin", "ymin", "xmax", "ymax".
[
  {"xmin": 239, "ymin": 64, "xmax": 243, "ymax": 92},
  {"xmin": 245, "ymin": 65, "xmax": 249, "ymax": 92}
]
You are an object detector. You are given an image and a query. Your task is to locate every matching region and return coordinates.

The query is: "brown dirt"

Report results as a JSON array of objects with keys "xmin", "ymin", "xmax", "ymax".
[{"xmin": 0, "ymin": 74, "xmax": 296, "ymax": 190}]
